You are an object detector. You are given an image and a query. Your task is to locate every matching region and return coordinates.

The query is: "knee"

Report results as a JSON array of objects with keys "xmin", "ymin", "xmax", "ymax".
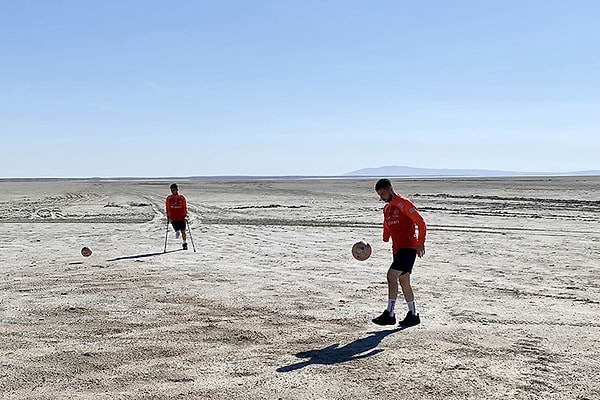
[{"xmin": 386, "ymin": 270, "xmax": 400, "ymax": 284}]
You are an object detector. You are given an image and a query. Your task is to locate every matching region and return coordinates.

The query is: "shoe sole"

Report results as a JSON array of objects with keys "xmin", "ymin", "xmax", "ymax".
[
  {"xmin": 399, "ymin": 320, "xmax": 420, "ymax": 327},
  {"xmin": 372, "ymin": 319, "xmax": 396, "ymax": 326}
]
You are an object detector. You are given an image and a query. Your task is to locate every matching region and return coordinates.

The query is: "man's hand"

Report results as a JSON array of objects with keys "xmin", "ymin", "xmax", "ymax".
[{"xmin": 416, "ymin": 244, "xmax": 425, "ymax": 258}]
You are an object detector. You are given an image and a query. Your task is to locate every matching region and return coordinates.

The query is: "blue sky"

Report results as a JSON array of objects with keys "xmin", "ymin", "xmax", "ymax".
[{"xmin": 1, "ymin": 1, "xmax": 598, "ymax": 178}]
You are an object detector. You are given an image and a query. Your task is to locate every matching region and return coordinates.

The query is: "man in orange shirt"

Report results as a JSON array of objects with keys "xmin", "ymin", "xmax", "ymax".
[
  {"xmin": 166, "ymin": 183, "xmax": 189, "ymax": 250},
  {"xmin": 372, "ymin": 178, "xmax": 426, "ymax": 327}
]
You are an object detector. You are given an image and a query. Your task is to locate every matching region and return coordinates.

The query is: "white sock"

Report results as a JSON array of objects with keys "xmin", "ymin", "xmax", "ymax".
[
  {"xmin": 407, "ymin": 301, "xmax": 417, "ymax": 315},
  {"xmin": 386, "ymin": 299, "xmax": 396, "ymax": 316}
]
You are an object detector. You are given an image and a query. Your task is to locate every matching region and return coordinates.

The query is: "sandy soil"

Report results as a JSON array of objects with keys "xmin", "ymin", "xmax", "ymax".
[{"xmin": 0, "ymin": 177, "xmax": 599, "ymax": 400}]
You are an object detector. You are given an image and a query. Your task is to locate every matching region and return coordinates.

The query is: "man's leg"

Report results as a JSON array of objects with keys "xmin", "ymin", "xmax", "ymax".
[
  {"xmin": 387, "ymin": 268, "xmax": 402, "ymax": 312},
  {"xmin": 398, "ymin": 272, "xmax": 414, "ymax": 303},
  {"xmin": 373, "ymin": 268, "xmax": 402, "ymax": 325},
  {"xmin": 399, "ymin": 272, "xmax": 420, "ymax": 326},
  {"xmin": 386, "ymin": 268, "xmax": 406, "ymax": 317},
  {"xmin": 181, "ymin": 221, "xmax": 188, "ymax": 249}
]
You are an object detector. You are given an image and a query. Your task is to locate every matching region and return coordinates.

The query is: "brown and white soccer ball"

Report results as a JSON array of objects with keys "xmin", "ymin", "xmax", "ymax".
[
  {"xmin": 351, "ymin": 240, "xmax": 372, "ymax": 261},
  {"xmin": 81, "ymin": 247, "xmax": 93, "ymax": 257}
]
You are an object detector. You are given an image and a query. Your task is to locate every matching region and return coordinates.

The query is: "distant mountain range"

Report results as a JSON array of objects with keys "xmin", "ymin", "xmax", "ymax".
[{"xmin": 345, "ymin": 165, "xmax": 600, "ymax": 178}]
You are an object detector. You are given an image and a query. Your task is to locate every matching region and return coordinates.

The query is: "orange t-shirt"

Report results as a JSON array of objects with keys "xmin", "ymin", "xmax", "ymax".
[
  {"xmin": 166, "ymin": 194, "xmax": 188, "ymax": 221},
  {"xmin": 382, "ymin": 195, "xmax": 426, "ymax": 253}
]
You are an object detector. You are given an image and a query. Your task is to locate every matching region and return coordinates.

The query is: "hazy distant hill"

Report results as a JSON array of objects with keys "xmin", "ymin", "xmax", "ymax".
[{"xmin": 345, "ymin": 165, "xmax": 600, "ymax": 178}]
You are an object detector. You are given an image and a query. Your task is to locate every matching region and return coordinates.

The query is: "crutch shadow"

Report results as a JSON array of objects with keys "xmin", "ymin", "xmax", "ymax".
[
  {"xmin": 276, "ymin": 327, "xmax": 406, "ymax": 373},
  {"xmin": 106, "ymin": 249, "xmax": 183, "ymax": 262}
]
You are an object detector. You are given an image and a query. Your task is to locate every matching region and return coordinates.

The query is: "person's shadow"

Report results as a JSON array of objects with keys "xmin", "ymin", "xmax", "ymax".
[
  {"xmin": 276, "ymin": 327, "xmax": 406, "ymax": 373},
  {"xmin": 106, "ymin": 248, "xmax": 183, "ymax": 262}
]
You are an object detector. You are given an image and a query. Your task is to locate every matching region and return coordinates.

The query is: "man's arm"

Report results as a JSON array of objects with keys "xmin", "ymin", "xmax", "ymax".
[
  {"xmin": 402, "ymin": 198, "xmax": 427, "ymax": 257},
  {"xmin": 383, "ymin": 220, "xmax": 391, "ymax": 242}
]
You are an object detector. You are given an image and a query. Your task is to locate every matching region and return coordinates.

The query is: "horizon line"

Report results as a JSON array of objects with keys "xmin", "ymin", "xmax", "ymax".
[{"xmin": 2, "ymin": 172, "xmax": 599, "ymax": 182}]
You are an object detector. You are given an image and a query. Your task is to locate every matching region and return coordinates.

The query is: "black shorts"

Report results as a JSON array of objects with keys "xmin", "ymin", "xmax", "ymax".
[
  {"xmin": 390, "ymin": 248, "xmax": 417, "ymax": 274},
  {"xmin": 171, "ymin": 219, "xmax": 187, "ymax": 232}
]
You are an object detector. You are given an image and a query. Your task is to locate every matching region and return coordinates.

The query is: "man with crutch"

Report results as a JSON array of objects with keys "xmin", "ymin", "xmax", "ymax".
[{"xmin": 165, "ymin": 183, "xmax": 189, "ymax": 250}]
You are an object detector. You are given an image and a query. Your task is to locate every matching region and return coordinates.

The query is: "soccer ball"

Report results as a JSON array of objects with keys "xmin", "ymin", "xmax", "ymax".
[
  {"xmin": 81, "ymin": 247, "xmax": 93, "ymax": 257},
  {"xmin": 352, "ymin": 241, "xmax": 372, "ymax": 261}
]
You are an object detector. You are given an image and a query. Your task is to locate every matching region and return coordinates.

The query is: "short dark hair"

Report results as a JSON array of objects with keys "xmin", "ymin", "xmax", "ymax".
[
  {"xmin": 170, "ymin": 183, "xmax": 178, "ymax": 189},
  {"xmin": 375, "ymin": 178, "xmax": 392, "ymax": 191}
]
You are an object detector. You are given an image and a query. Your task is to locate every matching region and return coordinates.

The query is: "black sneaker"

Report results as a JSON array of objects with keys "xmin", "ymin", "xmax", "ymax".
[
  {"xmin": 399, "ymin": 311, "xmax": 420, "ymax": 327},
  {"xmin": 182, "ymin": 243, "xmax": 188, "ymax": 250},
  {"xmin": 372, "ymin": 310, "xmax": 396, "ymax": 326}
]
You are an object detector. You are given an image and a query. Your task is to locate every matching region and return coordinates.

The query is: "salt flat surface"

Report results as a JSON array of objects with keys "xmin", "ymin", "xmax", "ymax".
[{"xmin": 1, "ymin": 177, "xmax": 598, "ymax": 399}]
